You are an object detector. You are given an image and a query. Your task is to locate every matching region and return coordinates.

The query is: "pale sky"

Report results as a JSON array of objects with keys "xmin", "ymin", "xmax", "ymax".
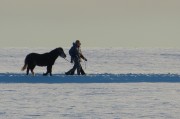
[{"xmin": 0, "ymin": 0, "xmax": 180, "ymax": 48}]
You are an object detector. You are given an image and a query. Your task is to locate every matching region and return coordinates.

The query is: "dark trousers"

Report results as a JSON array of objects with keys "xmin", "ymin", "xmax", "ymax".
[{"xmin": 66, "ymin": 57, "xmax": 85, "ymax": 75}]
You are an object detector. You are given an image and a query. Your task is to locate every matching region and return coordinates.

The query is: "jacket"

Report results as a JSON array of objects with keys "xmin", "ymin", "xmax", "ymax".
[{"xmin": 69, "ymin": 43, "xmax": 86, "ymax": 60}]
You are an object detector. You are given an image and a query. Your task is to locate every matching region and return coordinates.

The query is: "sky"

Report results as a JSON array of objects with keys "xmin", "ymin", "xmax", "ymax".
[{"xmin": 0, "ymin": 0, "xmax": 180, "ymax": 48}]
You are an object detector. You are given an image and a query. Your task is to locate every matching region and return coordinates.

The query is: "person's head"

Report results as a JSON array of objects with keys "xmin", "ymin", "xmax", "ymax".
[{"xmin": 75, "ymin": 40, "xmax": 81, "ymax": 47}]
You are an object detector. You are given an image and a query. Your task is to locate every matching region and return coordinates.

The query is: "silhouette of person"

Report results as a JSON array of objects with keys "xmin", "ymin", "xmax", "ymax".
[{"xmin": 65, "ymin": 40, "xmax": 87, "ymax": 75}]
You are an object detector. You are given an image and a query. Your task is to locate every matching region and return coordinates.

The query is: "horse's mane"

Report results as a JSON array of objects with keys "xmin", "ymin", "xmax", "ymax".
[{"xmin": 49, "ymin": 47, "xmax": 62, "ymax": 54}]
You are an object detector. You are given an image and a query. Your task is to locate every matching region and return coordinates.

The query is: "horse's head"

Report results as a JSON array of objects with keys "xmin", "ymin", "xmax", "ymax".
[{"xmin": 56, "ymin": 47, "xmax": 66, "ymax": 58}]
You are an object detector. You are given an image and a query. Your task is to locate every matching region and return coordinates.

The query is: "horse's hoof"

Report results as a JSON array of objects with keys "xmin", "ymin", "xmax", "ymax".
[{"xmin": 43, "ymin": 73, "xmax": 47, "ymax": 76}]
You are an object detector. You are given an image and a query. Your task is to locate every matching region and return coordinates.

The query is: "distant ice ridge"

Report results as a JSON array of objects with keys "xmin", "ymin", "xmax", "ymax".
[{"xmin": 0, "ymin": 48, "xmax": 180, "ymax": 74}]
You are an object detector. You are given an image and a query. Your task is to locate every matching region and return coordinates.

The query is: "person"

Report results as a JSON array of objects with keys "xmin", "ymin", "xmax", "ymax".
[{"xmin": 65, "ymin": 40, "xmax": 87, "ymax": 75}]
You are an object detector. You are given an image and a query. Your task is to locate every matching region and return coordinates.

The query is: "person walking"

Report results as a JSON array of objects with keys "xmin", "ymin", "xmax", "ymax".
[{"xmin": 65, "ymin": 40, "xmax": 87, "ymax": 75}]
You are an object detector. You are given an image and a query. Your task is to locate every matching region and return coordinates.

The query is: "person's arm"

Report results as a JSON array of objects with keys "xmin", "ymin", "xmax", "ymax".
[
  {"xmin": 79, "ymin": 49, "xmax": 87, "ymax": 61},
  {"xmin": 80, "ymin": 54, "xmax": 87, "ymax": 61}
]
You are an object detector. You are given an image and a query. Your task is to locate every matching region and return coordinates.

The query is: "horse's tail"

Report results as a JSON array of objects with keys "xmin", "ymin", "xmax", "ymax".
[
  {"xmin": 21, "ymin": 56, "xmax": 28, "ymax": 71},
  {"xmin": 21, "ymin": 64, "xmax": 27, "ymax": 71}
]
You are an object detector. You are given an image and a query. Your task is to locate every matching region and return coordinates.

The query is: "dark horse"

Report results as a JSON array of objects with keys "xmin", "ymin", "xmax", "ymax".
[{"xmin": 21, "ymin": 47, "xmax": 66, "ymax": 76}]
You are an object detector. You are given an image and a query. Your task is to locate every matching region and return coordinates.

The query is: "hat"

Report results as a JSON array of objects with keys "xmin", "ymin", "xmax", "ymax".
[{"xmin": 75, "ymin": 40, "xmax": 81, "ymax": 45}]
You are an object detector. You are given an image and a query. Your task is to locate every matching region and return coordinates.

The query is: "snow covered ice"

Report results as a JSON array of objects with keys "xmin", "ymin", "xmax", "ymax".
[{"xmin": 0, "ymin": 48, "xmax": 180, "ymax": 119}]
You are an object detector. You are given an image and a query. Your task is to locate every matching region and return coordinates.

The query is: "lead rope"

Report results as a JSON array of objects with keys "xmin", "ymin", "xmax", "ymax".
[
  {"xmin": 64, "ymin": 58, "xmax": 71, "ymax": 63},
  {"xmin": 84, "ymin": 61, "xmax": 87, "ymax": 69}
]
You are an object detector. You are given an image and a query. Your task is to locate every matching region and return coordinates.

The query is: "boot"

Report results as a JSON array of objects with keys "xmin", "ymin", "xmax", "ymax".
[
  {"xmin": 65, "ymin": 69, "xmax": 75, "ymax": 75},
  {"xmin": 80, "ymin": 67, "xmax": 86, "ymax": 75},
  {"xmin": 77, "ymin": 68, "xmax": 81, "ymax": 75}
]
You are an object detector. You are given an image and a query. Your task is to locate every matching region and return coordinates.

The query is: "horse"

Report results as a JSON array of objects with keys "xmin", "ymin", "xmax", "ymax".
[{"xmin": 21, "ymin": 47, "xmax": 66, "ymax": 76}]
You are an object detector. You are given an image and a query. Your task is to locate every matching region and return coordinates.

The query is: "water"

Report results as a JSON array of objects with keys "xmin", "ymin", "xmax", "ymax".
[{"xmin": 0, "ymin": 83, "xmax": 180, "ymax": 119}]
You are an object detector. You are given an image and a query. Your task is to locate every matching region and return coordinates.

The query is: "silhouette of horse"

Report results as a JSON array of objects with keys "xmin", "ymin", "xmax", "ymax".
[{"xmin": 21, "ymin": 47, "xmax": 66, "ymax": 76}]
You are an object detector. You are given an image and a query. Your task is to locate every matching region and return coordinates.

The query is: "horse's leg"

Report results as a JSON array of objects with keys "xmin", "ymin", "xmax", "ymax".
[
  {"xmin": 30, "ymin": 65, "xmax": 35, "ymax": 76},
  {"xmin": 43, "ymin": 65, "xmax": 53, "ymax": 76},
  {"xmin": 50, "ymin": 65, "xmax": 52, "ymax": 76},
  {"xmin": 48, "ymin": 65, "xmax": 53, "ymax": 76},
  {"xmin": 30, "ymin": 69, "xmax": 35, "ymax": 76},
  {"xmin": 26, "ymin": 67, "xmax": 30, "ymax": 75}
]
